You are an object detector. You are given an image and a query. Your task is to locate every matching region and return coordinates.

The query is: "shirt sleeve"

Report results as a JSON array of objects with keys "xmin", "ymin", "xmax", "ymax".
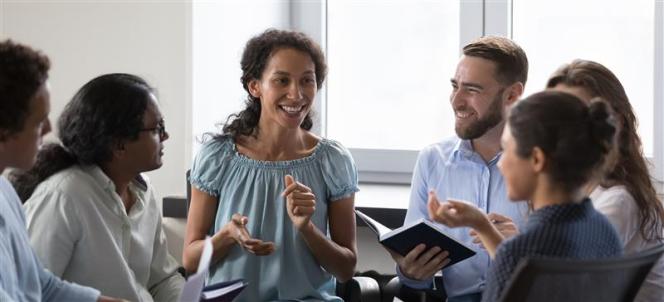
[
  {"xmin": 319, "ymin": 140, "xmax": 360, "ymax": 201},
  {"xmin": 38, "ymin": 253, "xmax": 100, "ymax": 302},
  {"xmin": 24, "ymin": 189, "xmax": 81, "ymax": 277},
  {"xmin": 147, "ymin": 200, "xmax": 185, "ymax": 302},
  {"xmin": 396, "ymin": 148, "xmax": 434, "ymax": 289},
  {"xmin": 190, "ymin": 138, "xmax": 233, "ymax": 197},
  {"xmin": 592, "ymin": 187, "xmax": 638, "ymax": 246},
  {"xmin": 0, "ymin": 288, "xmax": 14, "ymax": 302},
  {"xmin": 482, "ymin": 239, "xmax": 523, "ymax": 302}
]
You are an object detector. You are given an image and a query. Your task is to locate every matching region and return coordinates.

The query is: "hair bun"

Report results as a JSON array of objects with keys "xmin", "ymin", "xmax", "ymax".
[{"xmin": 587, "ymin": 99, "xmax": 616, "ymax": 153}]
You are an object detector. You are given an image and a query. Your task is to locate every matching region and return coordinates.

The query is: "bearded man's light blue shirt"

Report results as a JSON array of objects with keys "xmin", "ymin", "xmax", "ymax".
[{"xmin": 398, "ymin": 137, "xmax": 528, "ymax": 298}]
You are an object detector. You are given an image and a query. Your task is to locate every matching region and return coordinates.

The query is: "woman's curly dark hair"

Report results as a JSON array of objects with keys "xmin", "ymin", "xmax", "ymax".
[
  {"xmin": 10, "ymin": 73, "xmax": 153, "ymax": 201},
  {"xmin": 0, "ymin": 40, "xmax": 50, "ymax": 141},
  {"xmin": 221, "ymin": 28, "xmax": 327, "ymax": 139}
]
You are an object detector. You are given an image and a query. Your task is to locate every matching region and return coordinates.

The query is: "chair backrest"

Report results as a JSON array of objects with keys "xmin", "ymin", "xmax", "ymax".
[{"xmin": 499, "ymin": 244, "xmax": 664, "ymax": 302}]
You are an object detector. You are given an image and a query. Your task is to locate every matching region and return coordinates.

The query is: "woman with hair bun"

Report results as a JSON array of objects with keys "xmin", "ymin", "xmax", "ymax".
[
  {"xmin": 547, "ymin": 59, "xmax": 664, "ymax": 302},
  {"xmin": 428, "ymin": 91, "xmax": 623, "ymax": 302}
]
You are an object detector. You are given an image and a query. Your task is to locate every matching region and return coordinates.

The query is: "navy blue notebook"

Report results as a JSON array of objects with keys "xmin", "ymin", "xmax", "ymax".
[
  {"xmin": 201, "ymin": 279, "xmax": 247, "ymax": 302},
  {"xmin": 356, "ymin": 210, "xmax": 476, "ymax": 267}
]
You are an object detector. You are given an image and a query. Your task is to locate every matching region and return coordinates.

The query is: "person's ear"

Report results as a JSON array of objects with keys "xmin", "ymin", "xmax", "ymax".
[
  {"xmin": 530, "ymin": 146, "xmax": 547, "ymax": 173},
  {"xmin": 112, "ymin": 141, "xmax": 126, "ymax": 160},
  {"xmin": 0, "ymin": 129, "xmax": 9, "ymax": 143},
  {"xmin": 505, "ymin": 82, "xmax": 524, "ymax": 106},
  {"xmin": 248, "ymin": 79, "xmax": 262, "ymax": 98}
]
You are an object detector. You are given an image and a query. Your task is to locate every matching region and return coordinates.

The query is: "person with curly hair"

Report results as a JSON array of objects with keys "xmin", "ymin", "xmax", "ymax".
[
  {"xmin": 0, "ymin": 39, "xmax": 124, "ymax": 302},
  {"xmin": 11, "ymin": 73, "xmax": 185, "ymax": 301},
  {"xmin": 428, "ymin": 91, "xmax": 623, "ymax": 302},
  {"xmin": 547, "ymin": 59, "xmax": 664, "ymax": 302},
  {"xmin": 183, "ymin": 29, "xmax": 358, "ymax": 301}
]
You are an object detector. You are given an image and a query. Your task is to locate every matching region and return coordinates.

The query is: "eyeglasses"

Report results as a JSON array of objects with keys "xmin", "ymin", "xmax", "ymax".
[{"xmin": 140, "ymin": 120, "xmax": 167, "ymax": 138}]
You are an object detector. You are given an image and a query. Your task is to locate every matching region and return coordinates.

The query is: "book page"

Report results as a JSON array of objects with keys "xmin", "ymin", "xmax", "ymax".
[{"xmin": 355, "ymin": 209, "xmax": 392, "ymax": 237}]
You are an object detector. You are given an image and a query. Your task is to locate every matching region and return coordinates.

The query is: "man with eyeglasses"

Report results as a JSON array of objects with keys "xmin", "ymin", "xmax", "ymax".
[{"xmin": 12, "ymin": 73, "xmax": 184, "ymax": 302}]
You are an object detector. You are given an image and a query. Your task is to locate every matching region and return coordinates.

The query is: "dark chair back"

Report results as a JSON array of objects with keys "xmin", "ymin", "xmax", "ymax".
[{"xmin": 499, "ymin": 244, "xmax": 664, "ymax": 302}]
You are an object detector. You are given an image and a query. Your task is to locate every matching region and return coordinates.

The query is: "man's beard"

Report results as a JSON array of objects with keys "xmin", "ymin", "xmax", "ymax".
[{"xmin": 455, "ymin": 91, "xmax": 505, "ymax": 139}]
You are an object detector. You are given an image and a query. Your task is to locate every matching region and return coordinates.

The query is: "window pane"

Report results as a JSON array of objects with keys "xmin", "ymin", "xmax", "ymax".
[
  {"xmin": 327, "ymin": 0, "xmax": 460, "ymax": 151},
  {"xmin": 513, "ymin": 0, "xmax": 654, "ymax": 156},
  {"xmin": 192, "ymin": 0, "xmax": 288, "ymax": 157}
]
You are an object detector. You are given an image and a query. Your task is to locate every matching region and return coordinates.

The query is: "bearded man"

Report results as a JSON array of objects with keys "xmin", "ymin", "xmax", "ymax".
[{"xmin": 389, "ymin": 36, "xmax": 530, "ymax": 302}]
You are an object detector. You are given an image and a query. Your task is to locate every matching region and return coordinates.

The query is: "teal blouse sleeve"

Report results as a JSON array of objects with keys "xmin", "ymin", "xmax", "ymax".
[
  {"xmin": 189, "ymin": 137, "xmax": 234, "ymax": 197},
  {"xmin": 319, "ymin": 139, "xmax": 360, "ymax": 201}
]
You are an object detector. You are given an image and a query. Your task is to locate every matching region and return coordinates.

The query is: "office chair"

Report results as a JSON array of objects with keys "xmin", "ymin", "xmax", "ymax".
[
  {"xmin": 184, "ymin": 170, "xmax": 381, "ymax": 302},
  {"xmin": 499, "ymin": 244, "xmax": 664, "ymax": 302},
  {"xmin": 382, "ymin": 275, "xmax": 445, "ymax": 302}
]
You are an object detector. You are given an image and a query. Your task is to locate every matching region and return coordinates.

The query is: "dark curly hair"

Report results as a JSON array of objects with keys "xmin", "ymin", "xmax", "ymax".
[
  {"xmin": 508, "ymin": 91, "xmax": 616, "ymax": 194},
  {"xmin": 547, "ymin": 59, "xmax": 664, "ymax": 242},
  {"xmin": 0, "ymin": 40, "xmax": 50, "ymax": 141},
  {"xmin": 221, "ymin": 28, "xmax": 327, "ymax": 139},
  {"xmin": 9, "ymin": 73, "xmax": 153, "ymax": 202}
]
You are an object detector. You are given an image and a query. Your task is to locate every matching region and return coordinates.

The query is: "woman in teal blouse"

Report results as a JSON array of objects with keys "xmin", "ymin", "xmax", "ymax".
[{"xmin": 183, "ymin": 29, "xmax": 359, "ymax": 302}]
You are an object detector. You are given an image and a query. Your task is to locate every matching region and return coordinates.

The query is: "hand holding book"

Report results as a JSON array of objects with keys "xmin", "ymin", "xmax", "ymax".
[
  {"xmin": 355, "ymin": 207, "xmax": 476, "ymax": 281},
  {"xmin": 390, "ymin": 244, "xmax": 450, "ymax": 281}
]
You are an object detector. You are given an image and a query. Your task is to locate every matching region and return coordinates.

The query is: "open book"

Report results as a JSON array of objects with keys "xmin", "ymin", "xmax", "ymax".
[
  {"xmin": 356, "ymin": 210, "xmax": 476, "ymax": 267},
  {"xmin": 179, "ymin": 237, "xmax": 248, "ymax": 302}
]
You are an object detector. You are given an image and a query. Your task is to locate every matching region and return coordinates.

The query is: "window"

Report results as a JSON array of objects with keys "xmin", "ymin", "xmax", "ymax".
[
  {"xmin": 191, "ymin": 0, "xmax": 289, "ymax": 156},
  {"xmin": 326, "ymin": 0, "xmax": 459, "ymax": 151},
  {"xmin": 512, "ymin": 0, "xmax": 655, "ymax": 156},
  {"xmin": 192, "ymin": 0, "xmax": 664, "ymax": 187},
  {"xmin": 325, "ymin": 0, "xmax": 463, "ymax": 183}
]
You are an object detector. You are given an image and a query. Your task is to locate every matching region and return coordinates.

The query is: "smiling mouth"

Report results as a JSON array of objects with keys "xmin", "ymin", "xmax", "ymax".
[
  {"xmin": 279, "ymin": 105, "xmax": 305, "ymax": 114},
  {"xmin": 455, "ymin": 111, "xmax": 474, "ymax": 119}
]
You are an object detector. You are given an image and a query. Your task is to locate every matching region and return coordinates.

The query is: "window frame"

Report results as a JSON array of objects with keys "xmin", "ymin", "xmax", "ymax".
[{"xmin": 291, "ymin": 0, "xmax": 664, "ymax": 190}]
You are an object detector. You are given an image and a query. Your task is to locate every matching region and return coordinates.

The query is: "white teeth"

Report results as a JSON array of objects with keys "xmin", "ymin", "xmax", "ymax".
[
  {"xmin": 281, "ymin": 105, "xmax": 303, "ymax": 113},
  {"xmin": 456, "ymin": 111, "xmax": 472, "ymax": 118}
]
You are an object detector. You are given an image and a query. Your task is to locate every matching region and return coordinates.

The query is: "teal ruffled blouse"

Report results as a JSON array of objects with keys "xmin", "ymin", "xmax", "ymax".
[{"xmin": 190, "ymin": 135, "xmax": 359, "ymax": 302}]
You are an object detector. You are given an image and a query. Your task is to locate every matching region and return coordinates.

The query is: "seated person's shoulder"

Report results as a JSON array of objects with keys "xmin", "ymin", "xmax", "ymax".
[
  {"xmin": 200, "ymin": 135, "xmax": 234, "ymax": 155},
  {"xmin": 421, "ymin": 136, "xmax": 459, "ymax": 157},
  {"xmin": 592, "ymin": 185, "xmax": 636, "ymax": 211},
  {"xmin": 193, "ymin": 135, "xmax": 236, "ymax": 167},
  {"xmin": 319, "ymin": 136, "xmax": 352, "ymax": 159},
  {"xmin": 32, "ymin": 166, "xmax": 92, "ymax": 195}
]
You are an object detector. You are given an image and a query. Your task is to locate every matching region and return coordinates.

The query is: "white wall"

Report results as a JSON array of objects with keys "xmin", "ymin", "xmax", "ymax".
[
  {"xmin": 0, "ymin": 0, "xmax": 192, "ymax": 203},
  {"xmin": 0, "ymin": 0, "xmax": 397, "ymax": 275}
]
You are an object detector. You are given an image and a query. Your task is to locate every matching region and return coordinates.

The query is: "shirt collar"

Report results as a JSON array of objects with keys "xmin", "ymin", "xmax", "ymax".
[
  {"xmin": 85, "ymin": 165, "xmax": 147, "ymax": 214},
  {"xmin": 85, "ymin": 165, "xmax": 148, "ymax": 192},
  {"xmin": 526, "ymin": 198, "xmax": 594, "ymax": 230},
  {"xmin": 451, "ymin": 138, "xmax": 503, "ymax": 165}
]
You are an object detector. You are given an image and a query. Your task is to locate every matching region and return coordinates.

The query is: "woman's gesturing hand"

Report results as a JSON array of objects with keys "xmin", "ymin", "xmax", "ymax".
[
  {"xmin": 283, "ymin": 175, "xmax": 316, "ymax": 231},
  {"xmin": 223, "ymin": 213, "xmax": 275, "ymax": 256}
]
